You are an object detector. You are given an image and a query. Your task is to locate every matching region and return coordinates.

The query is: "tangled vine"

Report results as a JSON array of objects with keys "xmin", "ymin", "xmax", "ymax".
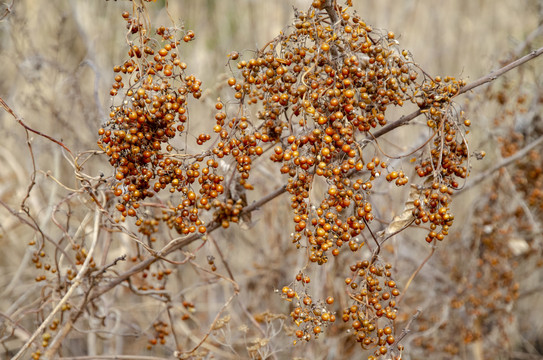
[
  {"xmin": 94, "ymin": 1, "xmax": 474, "ymax": 358},
  {"xmin": 4, "ymin": 1, "xmax": 542, "ymax": 360}
]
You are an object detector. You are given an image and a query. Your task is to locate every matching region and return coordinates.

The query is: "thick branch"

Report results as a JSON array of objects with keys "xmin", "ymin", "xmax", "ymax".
[
  {"xmin": 457, "ymin": 46, "xmax": 543, "ymax": 95},
  {"xmin": 323, "ymin": 0, "xmax": 340, "ymax": 58},
  {"xmin": 241, "ymin": 184, "xmax": 287, "ymax": 214},
  {"xmin": 89, "ymin": 184, "xmax": 288, "ymax": 302},
  {"xmin": 367, "ymin": 109, "xmax": 422, "ymax": 141}
]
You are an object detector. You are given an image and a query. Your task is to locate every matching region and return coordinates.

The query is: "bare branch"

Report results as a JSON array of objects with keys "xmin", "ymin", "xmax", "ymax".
[
  {"xmin": 457, "ymin": 46, "xmax": 543, "ymax": 96},
  {"xmin": 368, "ymin": 109, "xmax": 423, "ymax": 141},
  {"xmin": 89, "ymin": 184, "xmax": 288, "ymax": 302},
  {"xmin": 396, "ymin": 309, "xmax": 422, "ymax": 345},
  {"xmin": 397, "ymin": 245, "xmax": 436, "ymax": 306},
  {"xmin": 459, "ymin": 135, "xmax": 543, "ymax": 193},
  {"xmin": 372, "ymin": 46, "xmax": 543, "ymax": 141}
]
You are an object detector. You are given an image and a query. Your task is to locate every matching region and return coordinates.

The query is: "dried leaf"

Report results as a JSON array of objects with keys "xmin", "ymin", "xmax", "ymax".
[{"xmin": 383, "ymin": 185, "xmax": 420, "ymax": 237}]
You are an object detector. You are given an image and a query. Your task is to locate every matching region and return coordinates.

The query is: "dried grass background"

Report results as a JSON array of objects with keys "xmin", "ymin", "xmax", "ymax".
[{"xmin": 1, "ymin": 0, "xmax": 543, "ymax": 359}]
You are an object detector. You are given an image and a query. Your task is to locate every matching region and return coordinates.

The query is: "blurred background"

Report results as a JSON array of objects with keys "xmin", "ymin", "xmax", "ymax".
[{"xmin": 1, "ymin": 0, "xmax": 543, "ymax": 359}]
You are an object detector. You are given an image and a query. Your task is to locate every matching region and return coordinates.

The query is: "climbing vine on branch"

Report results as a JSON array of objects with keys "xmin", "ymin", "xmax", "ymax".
[{"xmin": 3, "ymin": 1, "xmax": 543, "ymax": 360}]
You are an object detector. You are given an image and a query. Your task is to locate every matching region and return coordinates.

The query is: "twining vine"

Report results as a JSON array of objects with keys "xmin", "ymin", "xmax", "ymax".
[
  {"xmin": 93, "ymin": 0, "xmax": 542, "ymax": 358},
  {"xmin": 2, "ymin": 0, "xmax": 543, "ymax": 359}
]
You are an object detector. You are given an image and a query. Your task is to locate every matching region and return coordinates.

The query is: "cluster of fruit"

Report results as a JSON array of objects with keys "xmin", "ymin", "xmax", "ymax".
[
  {"xmin": 97, "ymin": 11, "xmax": 231, "ymax": 235},
  {"xmin": 96, "ymin": 2, "xmax": 472, "ymax": 356},
  {"xmin": 281, "ymin": 275, "xmax": 336, "ymax": 343},
  {"xmin": 343, "ymin": 261, "xmax": 400, "ymax": 357}
]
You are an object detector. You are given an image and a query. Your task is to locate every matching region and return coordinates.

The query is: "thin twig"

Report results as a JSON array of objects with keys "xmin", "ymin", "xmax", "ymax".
[
  {"xmin": 396, "ymin": 309, "xmax": 421, "ymax": 345},
  {"xmin": 12, "ymin": 203, "xmax": 102, "ymax": 360},
  {"xmin": 180, "ymin": 260, "xmax": 239, "ymax": 357},
  {"xmin": 0, "ymin": 96, "xmax": 74, "ymax": 156},
  {"xmin": 0, "ymin": 199, "xmax": 73, "ymax": 263},
  {"xmin": 0, "ymin": 0, "xmax": 14, "ymax": 20},
  {"xmin": 93, "ymin": 255, "xmax": 127, "ymax": 278},
  {"xmin": 396, "ymin": 244, "xmax": 436, "ymax": 306},
  {"xmin": 208, "ymin": 234, "xmax": 236, "ymax": 286},
  {"xmin": 165, "ymin": 305, "xmax": 181, "ymax": 352},
  {"xmin": 208, "ymin": 233, "xmax": 275, "ymax": 356}
]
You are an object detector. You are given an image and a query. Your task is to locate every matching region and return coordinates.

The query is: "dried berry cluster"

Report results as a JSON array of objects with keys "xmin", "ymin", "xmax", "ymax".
[
  {"xmin": 343, "ymin": 261, "xmax": 400, "ymax": 357},
  {"xmin": 96, "ymin": 1, "xmax": 472, "ymax": 357},
  {"xmin": 98, "ymin": 3, "xmax": 470, "ymax": 243},
  {"xmin": 148, "ymin": 320, "xmax": 170, "ymax": 349},
  {"xmin": 222, "ymin": 1, "xmax": 471, "ymax": 271},
  {"xmin": 97, "ymin": 11, "xmax": 230, "ymax": 235},
  {"xmin": 409, "ymin": 76, "xmax": 543, "ymax": 358},
  {"xmin": 412, "ymin": 181, "xmax": 455, "ymax": 243},
  {"xmin": 215, "ymin": 3, "xmax": 469, "ymax": 350},
  {"xmin": 412, "ymin": 90, "xmax": 470, "ymax": 242},
  {"xmin": 254, "ymin": 11, "xmax": 419, "ymax": 266},
  {"xmin": 281, "ymin": 274, "xmax": 336, "ymax": 343}
]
